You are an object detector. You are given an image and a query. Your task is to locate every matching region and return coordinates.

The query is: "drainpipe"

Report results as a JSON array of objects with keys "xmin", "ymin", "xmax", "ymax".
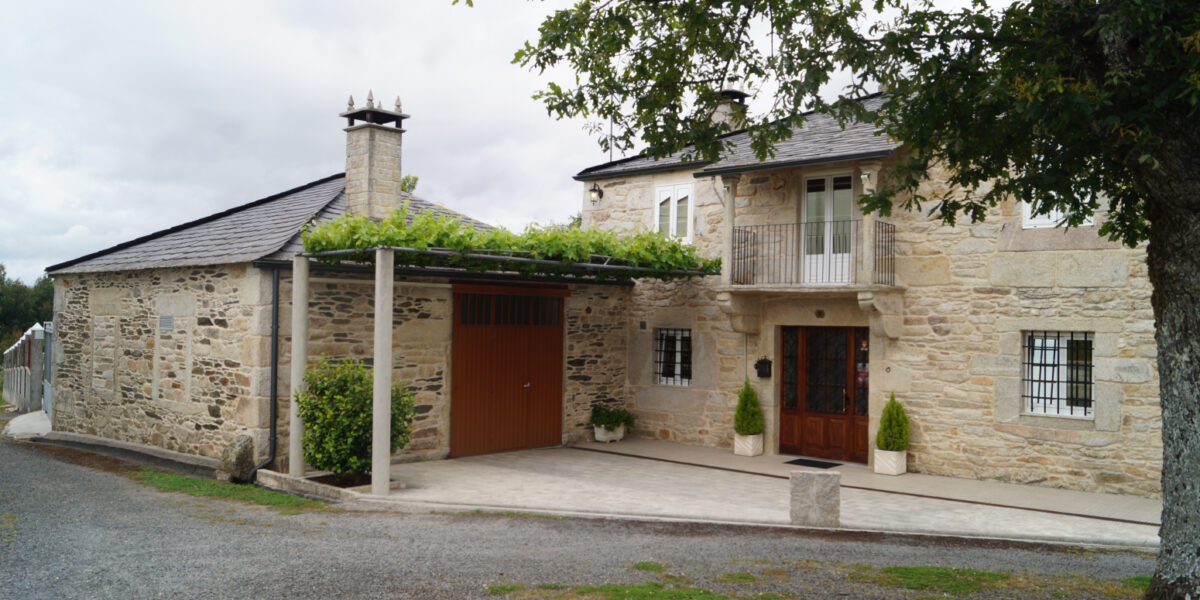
[{"xmin": 248, "ymin": 266, "xmax": 281, "ymax": 484}]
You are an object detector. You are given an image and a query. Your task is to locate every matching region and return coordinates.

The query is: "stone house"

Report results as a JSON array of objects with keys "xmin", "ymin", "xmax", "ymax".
[
  {"xmin": 46, "ymin": 98, "xmax": 632, "ymax": 471},
  {"xmin": 575, "ymin": 92, "xmax": 1160, "ymax": 497},
  {"xmin": 46, "ymin": 91, "xmax": 1160, "ymax": 499}
]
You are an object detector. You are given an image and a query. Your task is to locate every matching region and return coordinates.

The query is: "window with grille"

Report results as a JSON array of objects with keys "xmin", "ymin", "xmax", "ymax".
[
  {"xmin": 1023, "ymin": 331, "xmax": 1094, "ymax": 417},
  {"xmin": 655, "ymin": 328, "xmax": 692, "ymax": 386}
]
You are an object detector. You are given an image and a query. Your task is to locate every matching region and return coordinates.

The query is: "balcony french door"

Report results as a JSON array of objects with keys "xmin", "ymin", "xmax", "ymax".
[{"xmin": 802, "ymin": 175, "xmax": 855, "ymax": 284}]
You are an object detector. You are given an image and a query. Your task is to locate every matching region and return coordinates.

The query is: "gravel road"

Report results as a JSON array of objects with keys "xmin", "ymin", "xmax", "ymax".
[{"xmin": 0, "ymin": 436, "xmax": 1154, "ymax": 599}]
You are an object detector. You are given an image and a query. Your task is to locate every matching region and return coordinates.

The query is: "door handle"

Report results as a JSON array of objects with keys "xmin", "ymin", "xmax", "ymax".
[{"xmin": 523, "ymin": 382, "xmax": 531, "ymax": 389}]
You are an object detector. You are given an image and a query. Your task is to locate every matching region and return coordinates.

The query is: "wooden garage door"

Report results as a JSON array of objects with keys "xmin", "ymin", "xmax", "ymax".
[{"xmin": 450, "ymin": 284, "xmax": 565, "ymax": 457}]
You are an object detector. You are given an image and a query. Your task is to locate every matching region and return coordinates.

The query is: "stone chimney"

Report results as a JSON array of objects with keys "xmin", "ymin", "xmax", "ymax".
[
  {"xmin": 712, "ymin": 89, "xmax": 749, "ymax": 130},
  {"xmin": 340, "ymin": 91, "xmax": 410, "ymax": 220}
]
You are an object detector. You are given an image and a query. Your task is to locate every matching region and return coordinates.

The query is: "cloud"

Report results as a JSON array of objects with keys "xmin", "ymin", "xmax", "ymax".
[{"xmin": 0, "ymin": 0, "xmax": 608, "ymax": 284}]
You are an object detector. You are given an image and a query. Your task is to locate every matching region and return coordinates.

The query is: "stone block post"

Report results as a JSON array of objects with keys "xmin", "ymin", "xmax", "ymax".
[{"xmin": 789, "ymin": 471, "xmax": 841, "ymax": 527}]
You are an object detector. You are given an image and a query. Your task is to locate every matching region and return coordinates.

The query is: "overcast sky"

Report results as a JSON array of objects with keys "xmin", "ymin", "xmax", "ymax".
[{"xmin": 0, "ymin": 0, "xmax": 615, "ymax": 284}]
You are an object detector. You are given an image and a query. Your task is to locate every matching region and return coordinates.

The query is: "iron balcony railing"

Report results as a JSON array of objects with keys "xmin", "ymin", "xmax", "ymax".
[{"xmin": 731, "ymin": 220, "xmax": 896, "ymax": 286}]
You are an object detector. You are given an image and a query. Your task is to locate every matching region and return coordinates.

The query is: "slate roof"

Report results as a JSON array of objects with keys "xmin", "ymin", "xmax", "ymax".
[
  {"xmin": 47, "ymin": 174, "xmax": 493, "ymax": 275},
  {"xmin": 574, "ymin": 94, "xmax": 898, "ymax": 181}
]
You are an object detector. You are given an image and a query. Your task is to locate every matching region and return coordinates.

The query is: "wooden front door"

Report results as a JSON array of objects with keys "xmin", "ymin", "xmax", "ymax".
[
  {"xmin": 450, "ymin": 285, "xmax": 565, "ymax": 457},
  {"xmin": 779, "ymin": 326, "xmax": 869, "ymax": 463}
]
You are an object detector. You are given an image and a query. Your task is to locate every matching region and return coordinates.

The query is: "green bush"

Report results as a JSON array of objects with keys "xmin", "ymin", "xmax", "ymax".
[
  {"xmin": 876, "ymin": 393, "xmax": 910, "ymax": 452},
  {"xmin": 733, "ymin": 379, "xmax": 765, "ymax": 436},
  {"xmin": 590, "ymin": 404, "xmax": 636, "ymax": 432},
  {"xmin": 295, "ymin": 357, "xmax": 415, "ymax": 478}
]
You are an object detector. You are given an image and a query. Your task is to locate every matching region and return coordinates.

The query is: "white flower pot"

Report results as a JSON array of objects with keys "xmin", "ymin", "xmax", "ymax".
[
  {"xmin": 873, "ymin": 449, "xmax": 907, "ymax": 476},
  {"xmin": 734, "ymin": 433, "xmax": 764, "ymax": 457},
  {"xmin": 594, "ymin": 424, "xmax": 625, "ymax": 443}
]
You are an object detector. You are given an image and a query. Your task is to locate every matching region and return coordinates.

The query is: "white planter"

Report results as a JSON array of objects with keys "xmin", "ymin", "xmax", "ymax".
[
  {"xmin": 873, "ymin": 449, "xmax": 907, "ymax": 476},
  {"xmin": 733, "ymin": 433, "xmax": 764, "ymax": 457},
  {"xmin": 594, "ymin": 424, "xmax": 625, "ymax": 443}
]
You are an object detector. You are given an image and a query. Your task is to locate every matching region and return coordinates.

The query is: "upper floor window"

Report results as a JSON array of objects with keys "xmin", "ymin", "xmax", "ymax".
[
  {"xmin": 656, "ymin": 183, "xmax": 693, "ymax": 243},
  {"xmin": 1021, "ymin": 201, "xmax": 1094, "ymax": 229}
]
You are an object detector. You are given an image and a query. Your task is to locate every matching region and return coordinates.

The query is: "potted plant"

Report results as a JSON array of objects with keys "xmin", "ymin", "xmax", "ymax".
[
  {"xmin": 733, "ymin": 379, "xmax": 765, "ymax": 456},
  {"xmin": 591, "ymin": 404, "xmax": 635, "ymax": 443},
  {"xmin": 874, "ymin": 392, "xmax": 910, "ymax": 475}
]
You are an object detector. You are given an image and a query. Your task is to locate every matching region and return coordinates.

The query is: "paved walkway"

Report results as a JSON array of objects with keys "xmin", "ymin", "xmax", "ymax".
[{"xmin": 383, "ymin": 439, "xmax": 1161, "ymax": 548}]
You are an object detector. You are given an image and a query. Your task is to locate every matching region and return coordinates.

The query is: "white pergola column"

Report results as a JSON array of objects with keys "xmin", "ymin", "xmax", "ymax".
[
  {"xmin": 371, "ymin": 247, "xmax": 395, "ymax": 496},
  {"xmin": 289, "ymin": 255, "xmax": 310, "ymax": 476}
]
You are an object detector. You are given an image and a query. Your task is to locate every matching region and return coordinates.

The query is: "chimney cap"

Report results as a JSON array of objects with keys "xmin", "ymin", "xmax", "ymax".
[
  {"xmin": 341, "ymin": 91, "xmax": 410, "ymax": 128},
  {"xmin": 718, "ymin": 89, "xmax": 749, "ymax": 104}
]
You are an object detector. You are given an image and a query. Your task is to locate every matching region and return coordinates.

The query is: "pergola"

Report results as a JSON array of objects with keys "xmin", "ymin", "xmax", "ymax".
[{"xmin": 287, "ymin": 246, "xmax": 712, "ymax": 495}]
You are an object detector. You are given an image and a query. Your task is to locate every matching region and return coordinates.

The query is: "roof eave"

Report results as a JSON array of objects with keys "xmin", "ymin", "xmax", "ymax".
[
  {"xmin": 574, "ymin": 160, "xmax": 710, "ymax": 182},
  {"xmin": 696, "ymin": 149, "xmax": 897, "ymax": 178}
]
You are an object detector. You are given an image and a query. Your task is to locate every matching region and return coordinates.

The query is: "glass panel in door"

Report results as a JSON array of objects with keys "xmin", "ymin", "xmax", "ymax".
[{"xmin": 805, "ymin": 329, "xmax": 848, "ymax": 414}]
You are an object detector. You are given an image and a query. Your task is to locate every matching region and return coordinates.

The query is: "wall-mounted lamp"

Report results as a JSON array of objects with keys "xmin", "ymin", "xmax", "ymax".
[
  {"xmin": 589, "ymin": 183, "xmax": 604, "ymax": 204},
  {"xmin": 859, "ymin": 171, "xmax": 872, "ymax": 189}
]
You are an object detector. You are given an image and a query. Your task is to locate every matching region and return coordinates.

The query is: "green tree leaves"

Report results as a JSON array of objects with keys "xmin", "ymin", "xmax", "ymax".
[
  {"xmin": 0, "ymin": 265, "xmax": 53, "ymax": 349},
  {"xmin": 516, "ymin": 0, "xmax": 1200, "ymax": 248}
]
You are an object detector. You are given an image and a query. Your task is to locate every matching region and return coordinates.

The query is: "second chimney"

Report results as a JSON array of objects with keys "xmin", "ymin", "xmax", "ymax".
[{"xmin": 341, "ymin": 91, "xmax": 410, "ymax": 220}]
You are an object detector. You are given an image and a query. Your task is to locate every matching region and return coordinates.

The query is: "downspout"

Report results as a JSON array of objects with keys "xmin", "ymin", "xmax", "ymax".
[{"xmin": 249, "ymin": 266, "xmax": 281, "ymax": 484}]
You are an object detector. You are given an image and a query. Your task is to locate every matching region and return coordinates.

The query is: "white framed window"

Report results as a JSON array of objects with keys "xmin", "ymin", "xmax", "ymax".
[
  {"xmin": 655, "ymin": 183, "xmax": 693, "ymax": 243},
  {"xmin": 1022, "ymin": 331, "xmax": 1094, "ymax": 418},
  {"xmin": 1021, "ymin": 201, "xmax": 1094, "ymax": 229},
  {"xmin": 654, "ymin": 328, "xmax": 692, "ymax": 386}
]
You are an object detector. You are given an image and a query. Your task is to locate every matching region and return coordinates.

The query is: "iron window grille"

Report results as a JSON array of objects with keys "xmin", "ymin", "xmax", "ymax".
[
  {"xmin": 655, "ymin": 328, "xmax": 692, "ymax": 386},
  {"xmin": 1022, "ymin": 331, "xmax": 1094, "ymax": 417}
]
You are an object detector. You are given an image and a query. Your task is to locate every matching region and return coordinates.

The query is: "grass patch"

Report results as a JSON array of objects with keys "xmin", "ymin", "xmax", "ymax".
[
  {"xmin": 845, "ymin": 563, "xmax": 1151, "ymax": 598},
  {"xmin": 487, "ymin": 584, "xmax": 523, "ymax": 595},
  {"xmin": 0, "ymin": 513, "xmax": 19, "ymax": 544},
  {"xmin": 717, "ymin": 572, "xmax": 757, "ymax": 584},
  {"xmin": 573, "ymin": 582, "xmax": 729, "ymax": 599},
  {"xmin": 1122, "ymin": 575, "xmax": 1152, "ymax": 591},
  {"xmin": 882, "ymin": 566, "xmax": 1008, "ymax": 595},
  {"xmin": 537, "ymin": 583, "xmax": 569, "ymax": 590},
  {"xmin": 633, "ymin": 561, "xmax": 667, "ymax": 573},
  {"xmin": 130, "ymin": 468, "xmax": 327, "ymax": 512}
]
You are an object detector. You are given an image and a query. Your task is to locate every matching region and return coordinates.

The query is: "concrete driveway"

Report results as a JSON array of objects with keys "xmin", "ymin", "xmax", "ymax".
[{"xmin": 384, "ymin": 440, "xmax": 1161, "ymax": 548}]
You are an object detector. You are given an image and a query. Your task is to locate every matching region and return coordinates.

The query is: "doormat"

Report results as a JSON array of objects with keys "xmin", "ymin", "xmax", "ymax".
[{"xmin": 784, "ymin": 457, "xmax": 840, "ymax": 469}]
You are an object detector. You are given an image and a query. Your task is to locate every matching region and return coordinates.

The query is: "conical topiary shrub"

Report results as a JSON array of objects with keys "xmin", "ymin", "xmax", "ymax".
[
  {"xmin": 734, "ymin": 379, "xmax": 765, "ymax": 436},
  {"xmin": 876, "ymin": 392, "xmax": 910, "ymax": 452},
  {"xmin": 733, "ymin": 379, "xmax": 765, "ymax": 456}
]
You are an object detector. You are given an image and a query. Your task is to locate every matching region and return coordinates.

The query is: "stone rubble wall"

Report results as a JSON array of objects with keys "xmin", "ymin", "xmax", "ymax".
[
  {"xmin": 584, "ymin": 172, "xmax": 748, "ymax": 446},
  {"xmin": 54, "ymin": 265, "xmax": 634, "ymax": 468},
  {"xmin": 563, "ymin": 285, "xmax": 633, "ymax": 442},
  {"xmin": 884, "ymin": 166, "xmax": 1161, "ymax": 496},
  {"xmin": 274, "ymin": 274, "xmax": 455, "ymax": 468},
  {"xmin": 51, "ymin": 265, "xmax": 274, "ymax": 460}
]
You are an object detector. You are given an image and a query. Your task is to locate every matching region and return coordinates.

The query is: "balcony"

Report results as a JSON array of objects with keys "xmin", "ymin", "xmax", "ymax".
[{"xmin": 730, "ymin": 220, "xmax": 896, "ymax": 287}]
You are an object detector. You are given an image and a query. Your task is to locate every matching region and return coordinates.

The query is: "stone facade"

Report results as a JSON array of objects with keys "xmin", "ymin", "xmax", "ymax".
[
  {"xmin": 53, "ymin": 262, "xmax": 633, "ymax": 469},
  {"xmin": 581, "ymin": 159, "xmax": 1161, "ymax": 497},
  {"xmin": 51, "ymin": 265, "xmax": 275, "ymax": 460}
]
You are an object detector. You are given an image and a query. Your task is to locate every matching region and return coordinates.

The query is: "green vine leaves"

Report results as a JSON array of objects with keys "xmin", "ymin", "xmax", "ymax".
[{"xmin": 300, "ymin": 205, "xmax": 721, "ymax": 281}]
